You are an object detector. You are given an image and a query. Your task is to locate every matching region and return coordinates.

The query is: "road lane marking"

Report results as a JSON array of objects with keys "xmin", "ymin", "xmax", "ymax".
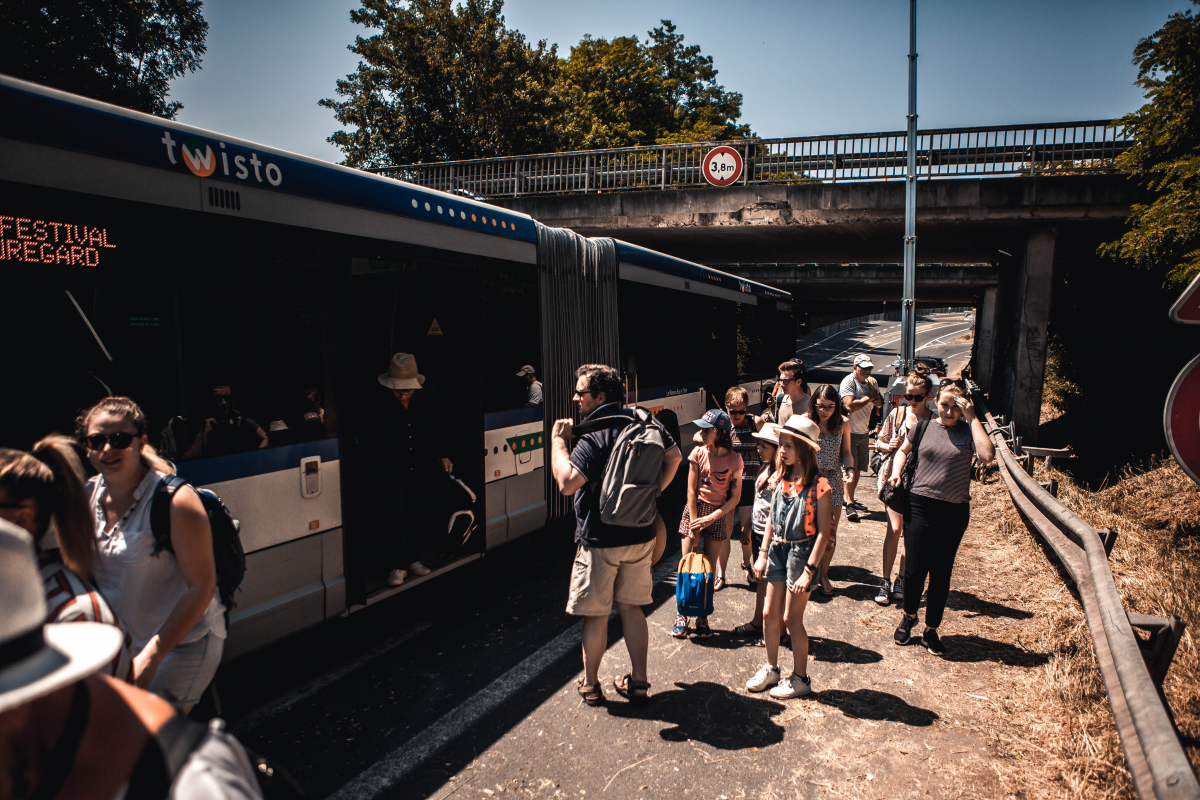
[
  {"xmin": 230, "ymin": 621, "xmax": 433, "ymax": 734},
  {"xmin": 812, "ymin": 321, "xmax": 967, "ymax": 370},
  {"xmin": 916, "ymin": 325, "xmax": 974, "ymax": 352},
  {"xmin": 327, "ymin": 558, "xmax": 680, "ymax": 800}
]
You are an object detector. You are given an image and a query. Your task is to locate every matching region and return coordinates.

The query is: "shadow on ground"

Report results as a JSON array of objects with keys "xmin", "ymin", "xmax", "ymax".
[
  {"xmin": 947, "ymin": 590, "xmax": 1035, "ymax": 620},
  {"xmin": 816, "ymin": 689, "xmax": 939, "ymax": 726},
  {"xmin": 606, "ymin": 680, "xmax": 786, "ymax": 749},
  {"xmin": 938, "ymin": 634, "xmax": 1049, "ymax": 666}
]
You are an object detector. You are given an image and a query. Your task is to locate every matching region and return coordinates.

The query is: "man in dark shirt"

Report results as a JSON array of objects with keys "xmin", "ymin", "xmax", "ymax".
[
  {"xmin": 550, "ymin": 364, "xmax": 682, "ymax": 705},
  {"xmin": 374, "ymin": 353, "xmax": 453, "ymax": 586}
]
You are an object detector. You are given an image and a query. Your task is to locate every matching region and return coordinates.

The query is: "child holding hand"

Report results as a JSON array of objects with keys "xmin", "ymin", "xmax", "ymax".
[{"xmin": 746, "ymin": 415, "xmax": 832, "ymax": 698}]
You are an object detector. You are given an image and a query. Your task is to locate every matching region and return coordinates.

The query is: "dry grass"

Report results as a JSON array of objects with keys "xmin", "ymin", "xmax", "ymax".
[{"xmin": 968, "ymin": 444, "xmax": 1200, "ymax": 798}]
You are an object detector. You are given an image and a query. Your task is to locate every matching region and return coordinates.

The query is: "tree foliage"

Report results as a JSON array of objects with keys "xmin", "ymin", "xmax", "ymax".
[
  {"xmin": 320, "ymin": 0, "xmax": 560, "ymax": 168},
  {"xmin": 555, "ymin": 21, "xmax": 750, "ymax": 150},
  {"xmin": 1101, "ymin": 2, "xmax": 1200, "ymax": 288},
  {"xmin": 323, "ymin": 5, "xmax": 751, "ymax": 166},
  {"xmin": 0, "ymin": 0, "xmax": 207, "ymax": 119}
]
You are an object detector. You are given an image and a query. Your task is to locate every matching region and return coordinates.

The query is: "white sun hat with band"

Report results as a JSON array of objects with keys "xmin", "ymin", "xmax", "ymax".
[
  {"xmin": 378, "ymin": 352, "xmax": 426, "ymax": 390},
  {"xmin": 779, "ymin": 415, "xmax": 822, "ymax": 452},
  {"xmin": 752, "ymin": 422, "xmax": 784, "ymax": 446},
  {"xmin": 0, "ymin": 520, "xmax": 122, "ymax": 715}
]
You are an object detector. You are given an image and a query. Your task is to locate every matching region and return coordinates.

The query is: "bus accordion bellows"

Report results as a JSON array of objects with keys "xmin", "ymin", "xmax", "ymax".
[{"xmin": 0, "ymin": 74, "xmax": 794, "ymax": 660}]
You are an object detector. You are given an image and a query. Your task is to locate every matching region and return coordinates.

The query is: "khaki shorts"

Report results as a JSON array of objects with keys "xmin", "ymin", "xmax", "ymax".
[
  {"xmin": 566, "ymin": 540, "xmax": 655, "ymax": 616},
  {"xmin": 851, "ymin": 433, "xmax": 871, "ymax": 472}
]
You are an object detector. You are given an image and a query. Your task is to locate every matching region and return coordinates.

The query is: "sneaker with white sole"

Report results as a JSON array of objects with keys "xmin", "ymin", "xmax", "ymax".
[
  {"xmin": 890, "ymin": 575, "xmax": 905, "ymax": 603},
  {"xmin": 849, "ymin": 501, "xmax": 869, "ymax": 513},
  {"xmin": 387, "ymin": 569, "xmax": 407, "ymax": 587},
  {"xmin": 746, "ymin": 664, "xmax": 781, "ymax": 693},
  {"xmin": 923, "ymin": 627, "xmax": 946, "ymax": 656},
  {"xmin": 894, "ymin": 613, "xmax": 917, "ymax": 644},
  {"xmin": 843, "ymin": 502, "xmax": 859, "ymax": 522},
  {"xmin": 769, "ymin": 673, "xmax": 812, "ymax": 699},
  {"xmin": 874, "ymin": 578, "xmax": 891, "ymax": 606},
  {"xmin": 408, "ymin": 561, "xmax": 432, "ymax": 577}
]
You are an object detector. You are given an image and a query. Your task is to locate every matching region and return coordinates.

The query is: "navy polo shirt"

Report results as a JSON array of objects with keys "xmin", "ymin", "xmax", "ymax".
[{"xmin": 570, "ymin": 403, "xmax": 677, "ymax": 548}]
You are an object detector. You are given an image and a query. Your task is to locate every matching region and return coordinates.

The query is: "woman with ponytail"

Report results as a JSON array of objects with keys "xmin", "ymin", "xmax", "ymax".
[
  {"xmin": 0, "ymin": 435, "xmax": 133, "ymax": 679},
  {"xmin": 79, "ymin": 397, "xmax": 226, "ymax": 712}
]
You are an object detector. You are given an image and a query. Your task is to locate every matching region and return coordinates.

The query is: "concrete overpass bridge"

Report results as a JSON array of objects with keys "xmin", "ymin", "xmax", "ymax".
[{"xmin": 375, "ymin": 121, "xmax": 1144, "ymax": 441}]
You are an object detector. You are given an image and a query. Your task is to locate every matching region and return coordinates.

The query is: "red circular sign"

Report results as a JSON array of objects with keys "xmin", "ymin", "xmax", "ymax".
[
  {"xmin": 1166, "ymin": 353, "xmax": 1200, "ymax": 484},
  {"xmin": 702, "ymin": 146, "xmax": 744, "ymax": 187}
]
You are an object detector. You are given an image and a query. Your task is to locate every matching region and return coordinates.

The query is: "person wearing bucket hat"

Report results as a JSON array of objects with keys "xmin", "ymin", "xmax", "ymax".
[
  {"xmin": 0, "ymin": 520, "xmax": 264, "ymax": 799},
  {"xmin": 373, "ymin": 353, "xmax": 453, "ymax": 586},
  {"xmin": 840, "ymin": 355, "xmax": 883, "ymax": 519},
  {"xmin": 745, "ymin": 414, "xmax": 832, "ymax": 699},
  {"xmin": 670, "ymin": 409, "xmax": 743, "ymax": 639},
  {"xmin": 731, "ymin": 422, "xmax": 783, "ymax": 645}
]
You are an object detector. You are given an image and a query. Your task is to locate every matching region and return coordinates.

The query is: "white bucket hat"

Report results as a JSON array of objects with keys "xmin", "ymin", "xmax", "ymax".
[
  {"xmin": 779, "ymin": 415, "xmax": 822, "ymax": 452},
  {"xmin": 0, "ymin": 520, "xmax": 122, "ymax": 714},
  {"xmin": 752, "ymin": 422, "xmax": 783, "ymax": 446},
  {"xmin": 378, "ymin": 353, "xmax": 425, "ymax": 390}
]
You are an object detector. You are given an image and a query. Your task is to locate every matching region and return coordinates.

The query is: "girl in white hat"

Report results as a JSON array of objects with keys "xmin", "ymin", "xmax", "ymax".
[
  {"xmin": 745, "ymin": 415, "xmax": 833, "ymax": 699},
  {"xmin": 732, "ymin": 422, "xmax": 782, "ymax": 645}
]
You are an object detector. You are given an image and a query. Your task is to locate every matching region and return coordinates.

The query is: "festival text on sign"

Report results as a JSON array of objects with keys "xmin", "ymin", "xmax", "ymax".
[{"xmin": 0, "ymin": 216, "xmax": 116, "ymax": 266}]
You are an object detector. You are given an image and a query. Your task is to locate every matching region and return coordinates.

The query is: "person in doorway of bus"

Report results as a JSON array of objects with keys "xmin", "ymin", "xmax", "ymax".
[
  {"xmin": 672, "ymin": 409, "xmax": 743, "ymax": 639},
  {"xmin": 807, "ymin": 384, "xmax": 853, "ymax": 596},
  {"xmin": 745, "ymin": 415, "xmax": 832, "ymax": 698},
  {"xmin": 873, "ymin": 370, "xmax": 933, "ymax": 606},
  {"xmin": 517, "ymin": 365, "xmax": 544, "ymax": 407},
  {"xmin": 80, "ymin": 397, "xmax": 226, "ymax": 712},
  {"xmin": 551, "ymin": 364, "xmax": 682, "ymax": 706},
  {"xmin": 0, "ymin": 525, "xmax": 264, "ymax": 800},
  {"xmin": 731, "ymin": 422, "xmax": 782, "ymax": 644},
  {"xmin": 376, "ymin": 353, "xmax": 454, "ymax": 587},
  {"xmin": 181, "ymin": 384, "xmax": 268, "ymax": 459},
  {"xmin": 839, "ymin": 355, "xmax": 883, "ymax": 521},
  {"xmin": 0, "ymin": 436, "xmax": 134, "ymax": 681},
  {"xmin": 775, "ymin": 359, "xmax": 810, "ymax": 428},
  {"xmin": 727, "ymin": 387, "xmax": 764, "ymax": 586},
  {"xmin": 887, "ymin": 382, "xmax": 994, "ymax": 656}
]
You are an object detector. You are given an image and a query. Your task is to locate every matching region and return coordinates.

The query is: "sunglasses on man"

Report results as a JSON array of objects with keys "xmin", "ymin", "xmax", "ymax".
[{"xmin": 84, "ymin": 432, "xmax": 140, "ymax": 451}]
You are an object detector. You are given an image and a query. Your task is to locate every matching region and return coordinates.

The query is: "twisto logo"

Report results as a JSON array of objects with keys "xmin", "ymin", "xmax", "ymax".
[
  {"xmin": 162, "ymin": 132, "xmax": 283, "ymax": 187},
  {"xmin": 180, "ymin": 138, "xmax": 216, "ymax": 177}
]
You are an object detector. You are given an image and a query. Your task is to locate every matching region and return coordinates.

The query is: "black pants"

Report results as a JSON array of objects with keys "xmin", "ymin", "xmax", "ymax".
[
  {"xmin": 381, "ymin": 472, "xmax": 435, "ymax": 568},
  {"xmin": 903, "ymin": 493, "xmax": 970, "ymax": 628}
]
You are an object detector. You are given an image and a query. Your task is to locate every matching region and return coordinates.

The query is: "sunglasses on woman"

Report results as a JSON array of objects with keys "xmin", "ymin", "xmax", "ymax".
[
  {"xmin": 904, "ymin": 393, "xmax": 926, "ymax": 402},
  {"xmin": 84, "ymin": 432, "xmax": 140, "ymax": 451}
]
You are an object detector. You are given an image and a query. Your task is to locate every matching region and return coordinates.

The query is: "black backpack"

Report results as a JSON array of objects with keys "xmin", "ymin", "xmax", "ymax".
[{"xmin": 150, "ymin": 475, "xmax": 247, "ymax": 612}]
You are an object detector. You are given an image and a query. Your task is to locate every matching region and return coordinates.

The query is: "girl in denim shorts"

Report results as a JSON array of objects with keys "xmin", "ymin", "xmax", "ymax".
[{"xmin": 745, "ymin": 415, "xmax": 833, "ymax": 699}]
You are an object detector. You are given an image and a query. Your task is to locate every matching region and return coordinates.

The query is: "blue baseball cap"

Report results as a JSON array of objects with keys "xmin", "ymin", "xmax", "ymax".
[{"xmin": 693, "ymin": 409, "xmax": 733, "ymax": 431}]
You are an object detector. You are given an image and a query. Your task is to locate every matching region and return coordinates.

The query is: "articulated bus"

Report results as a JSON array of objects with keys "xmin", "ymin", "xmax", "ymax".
[{"xmin": 1, "ymin": 75, "xmax": 794, "ymax": 659}]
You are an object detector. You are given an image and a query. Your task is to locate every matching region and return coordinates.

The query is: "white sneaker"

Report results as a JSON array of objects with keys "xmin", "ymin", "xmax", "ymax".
[
  {"xmin": 769, "ymin": 673, "xmax": 812, "ymax": 699},
  {"xmin": 387, "ymin": 569, "xmax": 407, "ymax": 586},
  {"xmin": 746, "ymin": 664, "xmax": 781, "ymax": 693},
  {"xmin": 408, "ymin": 561, "xmax": 431, "ymax": 577}
]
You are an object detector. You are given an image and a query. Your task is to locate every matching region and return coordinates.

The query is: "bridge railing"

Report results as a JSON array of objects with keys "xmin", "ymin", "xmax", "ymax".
[
  {"xmin": 971, "ymin": 382, "xmax": 1198, "ymax": 800},
  {"xmin": 372, "ymin": 120, "xmax": 1132, "ymax": 198}
]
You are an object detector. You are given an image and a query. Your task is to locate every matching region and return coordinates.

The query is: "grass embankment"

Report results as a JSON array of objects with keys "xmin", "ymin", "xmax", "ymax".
[{"xmin": 977, "ymin": 452, "xmax": 1200, "ymax": 798}]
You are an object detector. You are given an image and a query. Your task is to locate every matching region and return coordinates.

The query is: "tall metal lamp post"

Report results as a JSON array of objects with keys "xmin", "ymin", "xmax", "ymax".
[{"xmin": 900, "ymin": 0, "xmax": 918, "ymax": 375}]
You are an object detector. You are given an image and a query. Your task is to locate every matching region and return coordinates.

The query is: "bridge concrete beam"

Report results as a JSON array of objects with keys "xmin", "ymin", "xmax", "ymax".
[{"xmin": 714, "ymin": 264, "xmax": 997, "ymax": 303}]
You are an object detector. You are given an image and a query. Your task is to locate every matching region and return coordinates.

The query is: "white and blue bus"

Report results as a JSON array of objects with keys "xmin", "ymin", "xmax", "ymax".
[{"xmin": 1, "ymin": 74, "xmax": 793, "ymax": 660}]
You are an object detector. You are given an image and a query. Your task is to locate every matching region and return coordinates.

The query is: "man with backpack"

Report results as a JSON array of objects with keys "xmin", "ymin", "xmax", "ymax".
[{"xmin": 550, "ymin": 364, "xmax": 683, "ymax": 707}]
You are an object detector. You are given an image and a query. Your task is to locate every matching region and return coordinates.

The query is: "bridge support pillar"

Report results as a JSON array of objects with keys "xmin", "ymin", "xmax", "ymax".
[
  {"xmin": 973, "ymin": 286, "xmax": 998, "ymax": 392},
  {"xmin": 1000, "ymin": 228, "xmax": 1056, "ymax": 445}
]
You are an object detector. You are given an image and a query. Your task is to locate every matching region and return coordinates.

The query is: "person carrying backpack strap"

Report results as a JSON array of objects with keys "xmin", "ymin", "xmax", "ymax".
[
  {"xmin": 550, "ymin": 365, "xmax": 683, "ymax": 707},
  {"xmin": 80, "ymin": 397, "xmax": 227, "ymax": 713}
]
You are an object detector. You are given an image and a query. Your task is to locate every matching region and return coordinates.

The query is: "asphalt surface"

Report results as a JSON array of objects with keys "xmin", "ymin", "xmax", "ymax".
[{"xmin": 798, "ymin": 313, "xmax": 975, "ymax": 391}]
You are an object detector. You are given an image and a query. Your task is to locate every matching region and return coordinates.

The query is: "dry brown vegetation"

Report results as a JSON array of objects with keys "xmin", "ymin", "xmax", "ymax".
[{"xmin": 967, "ymin": 448, "xmax": 1200, "ymax": 799}]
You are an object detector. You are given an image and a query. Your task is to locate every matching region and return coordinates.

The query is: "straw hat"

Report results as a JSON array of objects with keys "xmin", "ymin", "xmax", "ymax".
[
  {"xmin": 0, "ymin": 520, "xmax": 122, "ymax": 714},
  {"xmin": 779, "ymin": 415, "xmax": 822, "ymax": 452},
  {"xmin": 378, "ymin": 353, "xmax": 425, "ymax": 390}
]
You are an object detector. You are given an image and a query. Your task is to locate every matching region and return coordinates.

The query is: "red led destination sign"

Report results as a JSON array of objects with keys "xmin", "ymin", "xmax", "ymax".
[{"xmin": 0, "ymin": 215, "xmax": 116, "ymax": 267}]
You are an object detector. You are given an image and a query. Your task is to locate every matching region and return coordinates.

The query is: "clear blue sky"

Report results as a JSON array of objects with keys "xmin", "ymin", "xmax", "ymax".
[{"xmin": 170, "ymin": 0, "xmax": 1193, "ymax": 164}]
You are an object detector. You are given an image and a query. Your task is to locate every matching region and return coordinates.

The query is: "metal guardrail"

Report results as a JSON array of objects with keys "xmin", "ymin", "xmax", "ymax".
[
  {"xmin": 374, "ymin": 120, "xmax": 1132, "ymax": 198},
  {"xmin": 970, "ymin": 382, "xmax": 1197, "ymax": 800}
]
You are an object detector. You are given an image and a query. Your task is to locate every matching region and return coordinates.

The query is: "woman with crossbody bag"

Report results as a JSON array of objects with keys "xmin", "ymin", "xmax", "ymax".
[
  {"xmin": 886, "ymin": 382, "xmax": 995, "ymax": 656},
  {"xmin": 873, "ymin": 372, "xmax": 933, "ymax": 606},
  {"xmin": 745, "ymin": 415, "xmax": 832, "ymax": 699}
]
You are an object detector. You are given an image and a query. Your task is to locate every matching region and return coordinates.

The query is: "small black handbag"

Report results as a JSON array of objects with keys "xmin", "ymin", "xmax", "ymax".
[{"xmin": 878, "ymin": 418, "xmax": 930, "ymax": 514}]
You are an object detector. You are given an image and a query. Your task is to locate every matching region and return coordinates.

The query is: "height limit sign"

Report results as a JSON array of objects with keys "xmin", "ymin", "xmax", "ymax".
[{"xmin": 702, "ymin": 146, "xmax": 743, "ymax": 187}]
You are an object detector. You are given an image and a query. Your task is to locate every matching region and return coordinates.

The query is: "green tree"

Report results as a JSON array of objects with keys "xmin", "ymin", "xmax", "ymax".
[
  {"xmin": 0, "ymin": 0, "xmax": 207, "ymax": 119},
  {"xmin": 1101, "ymin": 2, "xmax": 1200, "ymax": 288},
  {"xmin": 554, "ymin": 19, "xmax": 750, "ymax": 150},
  {"xmin": 321, "ymin": 0, "xmax": 560, "ymax": 168}
]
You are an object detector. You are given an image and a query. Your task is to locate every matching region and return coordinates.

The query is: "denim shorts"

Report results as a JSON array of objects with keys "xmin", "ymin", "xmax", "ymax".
[{"xmin": 763, "ymin": 537, "xmax": 817, "ymax": 591}]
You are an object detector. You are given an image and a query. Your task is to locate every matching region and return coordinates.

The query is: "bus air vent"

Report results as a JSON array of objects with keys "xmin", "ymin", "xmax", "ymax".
[{"xmin": 207, "ymin": 186, "xmax": 242, "ymax": 212}]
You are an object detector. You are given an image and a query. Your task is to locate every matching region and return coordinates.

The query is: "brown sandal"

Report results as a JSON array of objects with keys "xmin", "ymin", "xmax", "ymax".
[
  {"xmin": 577, "ymin": 679, "xmax": 605, "ymax": 706},
  {"xmin": 613, "ymin": 674, "xmax": 651, "ymax": 704}
]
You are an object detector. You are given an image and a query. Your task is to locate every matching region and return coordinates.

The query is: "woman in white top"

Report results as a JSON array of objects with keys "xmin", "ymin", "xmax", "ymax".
[{"xmin": 81, "ymin": 396, "xmax": 225, "ymax": 712}]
